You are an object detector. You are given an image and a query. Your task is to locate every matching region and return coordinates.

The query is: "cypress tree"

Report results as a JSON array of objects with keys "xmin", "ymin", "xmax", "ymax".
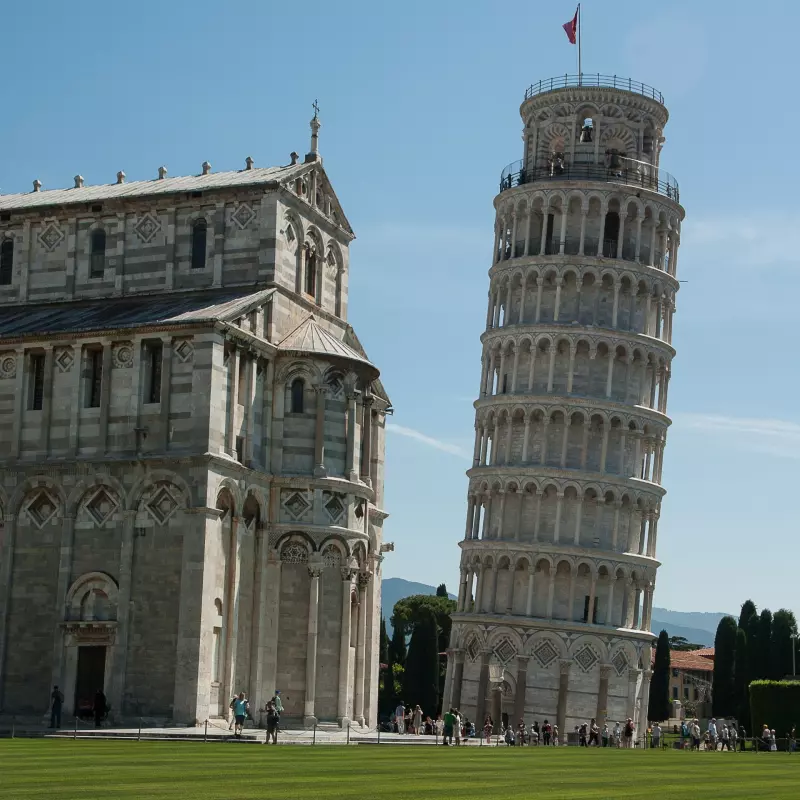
[
  {"xmin": 648, "ymin": 630, "xmax": 671, "ymax": 722},
  {"xmin": 734, "ymin": 626, "xmax": 750, "ymax": 728},
  {"xmin": 389, "ymin": 620, "xmax": 407, "ymax": 666},
  {"xmin": 379, "ymin": 616, "xmax": 389, "ymax": 665},
  {"xmin": 378, "ymin": 617, "xmax": 392, "ymax": 714},
  {"xmin": 747, "ymin": 612, "xmax": 761, "ymax": 682},
  {"xmin": 738, "ymin": 599, "xmax": 757, "ymax": 632},
  {"xmin": 436, "ymin": 583, "xmax": 448, "ymax": 598},
  {"xmin": 402, "ymin": 607, "xmax": 439, "ymax": 715},
  {"xmin": 757, "ymin": 609, "xmax": 773, "ymax": 679},
  {"xmin": 770, "ymin": 610, "xmax": 798, "ymax": 679},
  {"xmin": 713, "ymin": 616, "xmax": 738, "ymax": 716}
]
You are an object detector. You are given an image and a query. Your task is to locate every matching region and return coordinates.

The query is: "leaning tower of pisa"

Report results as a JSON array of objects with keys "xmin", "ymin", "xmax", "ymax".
[{"xmin": 443, "ymin": 75, "xmax": 684, "ymax": 738}]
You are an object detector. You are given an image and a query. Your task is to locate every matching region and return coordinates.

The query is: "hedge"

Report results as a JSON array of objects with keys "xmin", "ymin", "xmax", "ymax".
[{"xmin": 749, "ymin": 680, "xmax": 800, "ymax": 737}]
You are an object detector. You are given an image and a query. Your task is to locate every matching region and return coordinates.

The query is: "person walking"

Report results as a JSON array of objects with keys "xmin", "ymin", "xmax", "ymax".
[
  {"xmin": 623, "ymin": 718, "xmax": 634, "ymax": 748},
  {"xmin": 542, "ymin": 719, "xmax": 551, "ymax": 746},
  {"xmin": 720, "ymin": 725, "xmax": 730, "ymax": 751},
  {"xmin": 601, "ymin": 723, "xmax": 610, "ymax": 748},
  {"xmin": 413, "ymin": 705, "xmax": 423, "ymax": 736},
  {"xmin": 708, "ymin": 718, "xmax": 718, "ymax": 750},
  {"xmin": 483, "ymin": 715, "xmax": 493, "ymax": 744},
  {"xmin": 93, "ymin": 688, "xmax": 107, "ymax": 728},
  {"xmin": 454, "ymin": 710, "xmax": 463, "ymax": 746},
  {"xmin": 265, "ymin": 700, "xmax": 280, "ymax": 745},
  {"xmin": 270, "ymin": 690, "xmax": 284, "ymax": 715},
  {"xmin": 442, "ymin": 708, "xmax": 455, "ymax": 745},
  {"xmin": 49, "ymin": 685, "xmax": 64, "ymax": 729},
  {"xmin": 690, "ymin": 719, "xmax": 701, "ymax": 751},
  {"xmin": 651, "ymin": 722, "xmax": 662, "ymax": 749},
  {"xmin": 589, "ymin": 718, "xmax": 600, "ymax": 747},
  {"xmin": 552, "ymin": 724, "xmax": 560, "ymax": 747},
  {"xmin": 394, "ymin": 701, "xmax": 406, "ymax": 734},
  {"xmin": 232, "ymin": 692, "xmax": 249, "ymax": 738},
  {"xmin": 613, "ymin": 721, "xmax": 622, "ymax": 748}
]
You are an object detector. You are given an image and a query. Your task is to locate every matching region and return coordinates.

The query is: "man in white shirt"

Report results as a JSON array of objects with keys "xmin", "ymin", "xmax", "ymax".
[
  {"xmin": 395, "ymin": 701, "xmax": 406, "ymax": 734},
  {"xmin": 651, "ymin": 722, "xmax": 662, "ymax": 749}
]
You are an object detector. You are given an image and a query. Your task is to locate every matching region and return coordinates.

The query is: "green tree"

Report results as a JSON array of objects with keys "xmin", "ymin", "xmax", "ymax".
[
  {"xmin": 649, "ymin": 630, "xmax": 671, "ymax": 722},
  {"xmin": 436, "ymin": 583, "xmax": 449, "ymax": 598},
  {"xmin": 747, "ymin": 612, "xmax": 761, "ymax": 682},
  {"xmin": 734, "ymin": 626, "xmax": 750, "ymax": 728},
  {"xmin": 380, "ymin": 616, "xmax": 389, "ymax": 665},
  {"xmin": 738, "ymin": 599, "xmax": 757, "ymax": 632},
  {"xmin": 757, "ymin": 609, "xmax": 773, "ymax": 679},
  {"xmin": 402, "ymin": 607, "xmax": 439, "ymax": 715},
  {"xmin": 669, "ymin": 636, "xmax": 704, "ymax": 651},
  {"xmin": 713, "ymin": 615, "xmax": 738, "ymax": 716},
  {"xmin": 388, "ymin": 620, "xmax": 407, "ymax": 667},
  {"xmin": 378, "ymin": 616, "xmax": 394, "ymax": 714},
  {"xmin": 770, "ymin": 609, "xmax": 798, "ymax": 679},
  {"xmin": 392, "ymin": 593, "xmax": 456, "ymax": 655}
]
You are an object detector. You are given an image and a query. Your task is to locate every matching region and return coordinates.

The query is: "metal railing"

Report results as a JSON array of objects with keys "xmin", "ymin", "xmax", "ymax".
[
  {"xmin": 524, "ymin": 74, "xmax": 664, "ymax": 104},
  {"xmin": 499, "ymin": 157, "xmax": 679, "ymax": 202}
]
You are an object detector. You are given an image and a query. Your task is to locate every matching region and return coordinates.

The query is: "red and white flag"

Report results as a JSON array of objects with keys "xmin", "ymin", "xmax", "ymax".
[{"xmin": 563, "ymin": 7, "xmax": 578, "ymax": 44}]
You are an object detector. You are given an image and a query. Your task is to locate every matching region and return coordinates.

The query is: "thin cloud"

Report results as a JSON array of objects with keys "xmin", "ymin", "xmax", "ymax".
[
  {"xmin": 386, "ymin": 422, "xmax": 471, "ymax": 459},
  {"xmin": 675, "ymin": 413, "xmax": 800, "ymax": 460}
]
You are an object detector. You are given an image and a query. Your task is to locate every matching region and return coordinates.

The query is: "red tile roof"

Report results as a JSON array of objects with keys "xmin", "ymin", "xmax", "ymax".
[{"xmin": 651, "ymin": 649, "xmax": 715, "ymax": 672}]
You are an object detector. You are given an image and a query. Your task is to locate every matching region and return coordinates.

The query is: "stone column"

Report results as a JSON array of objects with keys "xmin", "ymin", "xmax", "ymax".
[
  {"xmin": 497, "ymin": 491, "xmax": 506, "ymax": 539},
  {"xmin": 345, "ymin": 392, "xmax": 358, "ymax": 481},
  {"xmin": 222, "ymin": 516, "xmax": 242, "ymax": 710},
  {"xmin": 337, "ymin": 566, "xmax": 355, "ymax": 725},
  {"xmin": 451, "ymin": 649, "xmax": 465, "ymax": 709},
  {"xmin": 525, "ymin": 567, "xmax": 535, "ymax": 616},
  {"xmin": 587, "ymin": 575, "xmax": 597, "ymax": 624},
  {"xmin": 567, "ymin": 569, "xmax": 576, "ymax": 622},
  {"xmin": 108, "ymin": 512, "xmax": 134, "ymax": 720},
  {"xmin": 259, "ymin": 549, "xmax": 282, "ymax": 714},
  {"xmin": 606, "ymin": 576, "xmax": 616, "ymax": 626},
  {"xmin": 491, "ymin": 685, "xmax": 502, "ymax": 733},
  {"xmin": 482, "ymin": 494, "xmax": 493, "ymax": 540},
  {"xmin": 303, "ymin": 565, "xmax": 323, "ymax": 726},
  {"xmin": 573, "ymin": 494, "xmax": 583, "ymax": 545},
  {"xmin": 514, "ymin": 656, "xmax": 529, "ymax": 723},
  {"xmin": 49, "ymin": 515, "xmax": 76, "ymax": 706},
  {"xmin": 313, "ymin": 385, "xmax": 327, "ymax": 477},
  {"xmin": 627, "ymin": 668, "xmax": 641, "ymax": 725},
  {"xmin": 442, "ymin": 649, "xmax": 455, "ymax": 711},
  {"xmin": 547, "ymin": 345, "xmax": 556, "ymax": 392},
  {"xmin": 553, "ymin": 277, "xmax": 563, "ymax": 320},
  {"xmin": 546, "ymin": 568, "xmax": 556, "ymax": 618},
  {"xmin": 464, "ymin": 496, "xmax": 476, "ymax": 541},
  {"xmin": 456, "ymin": 569, "xmax": 468, "ymax": 611},
  {"xmin": 639, "ymin": 670, "xmax": 653, "ymax": 733},
  {"xmin": 632, "ymin": 586, "xmax": 642, "ymax": 629},
  {"xmin": 553, "ymin": 492, "xmax": 563, "ymax": 543},
  {"xmin": 556, "ymin": 660, "xmax": 572, "ymax": 741},
  {"xmin": 475, "ymin": 651, "xmax": 490, "ymax": 722},
  {"xmin": 596, "ymin": 664, "xmax": 611, "ymax": 723},
  {"xmin": 353, "ymin": 573, "xmax": 370, "ymax": 726},
  {"xmin": 225, "ymin": 344, "xmax": 238, "ymax": 456}
]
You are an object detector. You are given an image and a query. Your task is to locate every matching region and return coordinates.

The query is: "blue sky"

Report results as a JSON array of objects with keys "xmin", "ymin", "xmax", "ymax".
[{"xmin": 2, "ymin": 1, "xmax": 797, "ymax": 617}]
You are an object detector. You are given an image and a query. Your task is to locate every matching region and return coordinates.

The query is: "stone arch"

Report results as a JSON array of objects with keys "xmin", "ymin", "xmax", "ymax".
[
  {"xmin": 569, "ymin": 634, "xmax": 609, "ymax": 668},
  {"xmin": 11, "ymin": 476, "xmax": 66, "ymax": 519},
  {"xmin": 128, "ymin": 469, "xmax": 192, "ymax": 513},
  {"xmin": 67, "ymin": 475, "xmax": 128, "ymax": 518},
  {"xmin": 74, "ymin": 482, "xmax": 125, "ymax": 528},
  {"xmin": 277, "ymin": 533, "xmax": 313, "ymax": 562},
  {"xmin": 65, "ymin": 571, "xmax": 119, "ymax": 622}
]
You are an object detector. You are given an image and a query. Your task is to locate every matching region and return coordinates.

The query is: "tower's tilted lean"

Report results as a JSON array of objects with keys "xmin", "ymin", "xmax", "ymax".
[{"xmin": 444, "ymin": 75, "xmax": 684, "ymax": 735}]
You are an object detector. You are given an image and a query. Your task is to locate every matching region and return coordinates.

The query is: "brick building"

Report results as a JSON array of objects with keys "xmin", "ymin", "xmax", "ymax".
[{"xmin": 0, "ymin": 115, "xmax": 390, "ymax": 727}]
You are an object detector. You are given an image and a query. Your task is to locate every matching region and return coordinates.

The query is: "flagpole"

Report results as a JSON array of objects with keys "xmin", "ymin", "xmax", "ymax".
[{"xmin": 578, "ymin": 3, "xmax": 582, "ymax": 82}]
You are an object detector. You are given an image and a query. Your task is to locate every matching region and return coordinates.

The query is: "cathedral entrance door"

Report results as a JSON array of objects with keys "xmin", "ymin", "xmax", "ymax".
[{"xmin": 74, "ymin": 646, "xmax": 106, "ymax": 718}]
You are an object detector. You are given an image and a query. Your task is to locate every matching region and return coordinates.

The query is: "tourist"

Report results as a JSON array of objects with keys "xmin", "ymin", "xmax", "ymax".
[
  {"xmin": 542, "ymin": 719, "xmax": 551, "ymax": 746},
  {"xmin": 455, "ymin": 710, "xmax": 463, "ymax": 745},
  {"xmin": 516, "ymin": 720, "xmax": 526, "ymax": 746},
  {"xmin": 790, "ymin": 725, "xmax": 796, "ymax": 753},
  {"xmin": 93, "ymin": 688, "xmax": 107, "ymax": 728},
  {"xmin": 690, "ymin": 719, "xmax": 701, "ymax": 751},
  {"xmin": 49, "ymin": 685, "xmax": 64, "ymax": 729},
  {"xmin": 708, "ymin": 718, "xmax": 718, "ymax": 750},
  {"xmin": 589, "ymin": 718, "xmax": 600, "ymax": 747},
  {"xmin": 651, "ymin": 722, "xmax": 662, "ymax": 749},
  {"xmin": 730, "ymin": 724, "xmax": 738, "ymax": 751},
  {"xmin": 601, "ymin": 723, "xmax": 609, "ymax": 747},
  {"xmin": 552, "ymin": 724, "xmax": 560, "ymax": 746},
  {"xmin": 680, "ymin": 719, "xmax": 689, "ymax": 748},
  {"xmin": 613, "ymin": 720, "xmax": 622, "ymax": 747},
  {"xmin": 720, "ymin": 725, "xmax": 730, "ymax": 751},
  {"xmin": 504, "ymin": 724, "xmax": 515, "ymax": 746},
  {"xmin": 442, "ymin": 708, "xmax": 455, "ymax": 745},
  {"xmin": 483, "ymin": 715, "xmax": 493, "ymax": 744},
  {"xmin": 623, "ymin": 718, "xmax": 634, "ymax": 748},
  {"xmin": 578, "ymin": 722, "xmax": 588, "ymax": 747},
  {"xmin": 770, "ymin": 729, "xmax": 778, "ymax": 751},
  {"xmin": 270, "ymin": 690, "xmax": 284, "ymax": 715},
  {"xmin": 395, "ymin": 701, "xmax": 405, "ymax": 734},
  {"xmin": 232, "ymin": 692, "xmax": 249, "ymax": 738},
  {"xmin": 413, "ymin": 705, "xmax": 423, "ymax": 735},
  {"xmin": 739, "ymin": 725, "xmax": 747, "ymax": 751},
  {"xmin": 405, "ymin": 708, "xmax": 413, "ymax": 734},
  {"xmin": 265, "ymin": 700, "xmax": 280, "ymax": 745},
  {"xmin": 529, "ymin": 725, "xmax": 539, "ymax": 746}
]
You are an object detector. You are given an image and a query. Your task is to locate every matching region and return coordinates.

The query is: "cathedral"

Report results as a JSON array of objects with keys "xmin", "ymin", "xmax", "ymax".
[{"xmin": 0, "ymin": 116, "xmax": 390, "ymax": 727}]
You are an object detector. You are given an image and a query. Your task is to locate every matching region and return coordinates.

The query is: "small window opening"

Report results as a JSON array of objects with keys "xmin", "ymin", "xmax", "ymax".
[
  {"xmin": 145, "ymin": 343, "xmax": 163, "ymax": 404},
  {"xmin": 290, "ymin": 378, "xmax": 304, "ymax": 413},
  {"xmin": 305, "ymin": 245, "xmax": 317, "ymax": 297},
  {"xmin": 28, "ymin": 353, "xmax": 45, "ymax": 410},
  {"xmin": 191, "ymin": 218, "xmax": 207, "ymax": 269},
  {"xmin": 582, "ymin": 595, "xmax": 598, "ymax": 624},
  {"xmin": 604, "ymin": 212, "xmax": 620, "ymax": 258},
  {"xmin": 90, "ymin": 229, "xmax": 106, "ymax": 278},
  {"xmin": 501, "ymin": 374, "xmax": 508, "ymax": 394},
  {"xmin": 86, "ymin": 349, "xmax": 103, "ymax": 408},
  {"xmin": 579, "ymin": 118, "xmax": 593, "ymax": 143},
  {"xmin": 237, "ymin": 354, "xmax": 247, "ymax": 405},
  {"xmin": 235, "ymin": 436, "xmax": 244, "ymax": 463},
  {"xmin": 0, "ymin": 238, "xmax": 13, "ymax": 285}
]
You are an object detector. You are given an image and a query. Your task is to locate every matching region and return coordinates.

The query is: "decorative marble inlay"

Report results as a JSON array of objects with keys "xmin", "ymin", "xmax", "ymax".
[
  {"xmin": 231, "ymin": 202, "xmax": 256, "ymax": 230},
  {"xmin": 38, "ymin": 220, "xmax": 65, "ymax": 252},
  {"xmin": 0, "ymin": 353, "xmax": 16, "ymax": 379},
  {"xmin": 322, "ymin": 545, "xmax": 341, "ymax": 568},
  {"xmin": 284, "ymin": 491, "xmax": 310, "ymax": 519},
  {"xmin": 54, "ymin": 346, "xmax": 74, "ymax": 373},
  {"xmin": 574, "ymin": 644, "xmax": 600, "ymax": 673},
  {"xmin": 25, "ymin": 489, "xmax": 58, "ymax": 529},
  {"xmin": 466, "ymin": 637, "xmax": 481, "ymax": 662},
  {"xmin": 323, "ymin": 492, "xmax": 345, "ymax": 524},
  {"xmin": 281, "ymin": 542, "xmax": 309, "ymax": 564},
  {"xmin": 146, "ymin": 486, "xmax": 179, "ymax": 525},
  {"xmin": 494, "ymin": 638, "xmax": 517, "ymax": 665},
  {"xmin": 134, "ymin": 212, "xmax": 161, "ymax": 243},
  {"xmin": 84, "ymin": 487, "xmax": 118, "ymax": 527},
  {"xmin": 174, "ymin": 339, "xmax": 194, "ymax": 364},
  {"xmin": 112, "ymin": 342, "xmax": 134, "ymax": 368},
  {"xmin": 611, "ymin": 650, "xmax": 629, "ymax": 676},
  {"xmin": 532, "ymin": 639, "xmax": 559, "ymax": 669}
]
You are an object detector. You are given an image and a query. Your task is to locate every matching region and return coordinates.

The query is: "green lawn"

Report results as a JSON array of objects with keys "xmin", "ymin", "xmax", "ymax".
[{"xmin": 1, "ymin": 741, "xmax": 798, "ymax": 799}]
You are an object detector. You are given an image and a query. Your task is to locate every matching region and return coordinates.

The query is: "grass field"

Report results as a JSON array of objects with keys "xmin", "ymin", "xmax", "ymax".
[{"xmin": 1, "ymin": 741, "xmax": 798, "ymax": 799}]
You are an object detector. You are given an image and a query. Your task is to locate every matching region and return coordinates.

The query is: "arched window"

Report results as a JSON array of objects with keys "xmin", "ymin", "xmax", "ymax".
[
  {"xmin": 304, "ymin": 245, "xmax": 317, "ymax": 297},
  {"xmin": 90, "ymin": 229, "xmax": 106, "ymax": 278},
  {"xmin": 191, "ymin": 218, "xmax": 207, "ymax": 269},
  {"xmin": 290, "ymin": 378, "xmax": 304, "ymax": 413},
  {"xmin": 603, "ymin": 211, "xmax": 620, "ymax": 258},
  {"xmin": 0, "ymin": 238, "xmax": 13, "ymax": 285}
]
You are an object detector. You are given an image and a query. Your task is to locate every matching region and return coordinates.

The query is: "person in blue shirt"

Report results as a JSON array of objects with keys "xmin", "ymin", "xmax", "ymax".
[{"xmin": 232, "ymin": 692, "xmax": 249, "ymax": 738}]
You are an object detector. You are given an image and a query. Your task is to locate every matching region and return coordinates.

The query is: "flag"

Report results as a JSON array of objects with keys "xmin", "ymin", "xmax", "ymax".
[{"xmin": 563, "ymin": 7, "xmax": 578, "ymax": 44}]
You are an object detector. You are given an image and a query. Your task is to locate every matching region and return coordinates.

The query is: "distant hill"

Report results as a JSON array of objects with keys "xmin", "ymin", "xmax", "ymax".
[{"xmin": 382, "ymin": 577, "xmax": 726, "ymax": 646}]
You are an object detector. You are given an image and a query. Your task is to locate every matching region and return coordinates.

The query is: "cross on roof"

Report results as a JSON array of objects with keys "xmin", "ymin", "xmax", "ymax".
[{"xmin": 312, "ymin": 99, "xmax": 320, "ymax": 119}]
